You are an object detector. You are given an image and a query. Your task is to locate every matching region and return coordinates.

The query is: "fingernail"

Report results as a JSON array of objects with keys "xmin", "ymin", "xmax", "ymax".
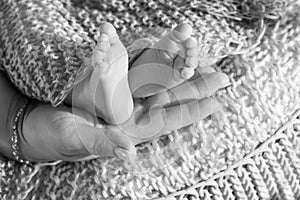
[
  {"xmin": 219, "ymin": 72, "xmax": 230, "ymax": 85},
  {"xmin": 115, "ymin": 148, "xmax": 130, "ymax": 161}
]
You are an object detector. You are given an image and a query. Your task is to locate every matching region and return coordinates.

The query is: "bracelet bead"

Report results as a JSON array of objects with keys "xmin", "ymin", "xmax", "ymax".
[{"xmin": 11, "ymin": 100, "xmax": 31, "ymax": 164}]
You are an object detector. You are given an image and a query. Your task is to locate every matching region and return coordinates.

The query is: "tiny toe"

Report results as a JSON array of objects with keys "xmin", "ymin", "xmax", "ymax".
[
  {"xmin": 180, "ymin": 68, "xmax": 194, "ymax": 79},
  {"xmin": 100, "ymin": 22, "xmax": 117, "ymax": 35},
  {"xmin": 100, "ymin": 22, "xmax": 120, "ymax": 45},
  {"xmin": 187, "ymin": 48, "xmax": 198, "ymax": 57},
  {"xmin": 173, "ymin": 55, "xmax": 194, "ymax": 80},
  {"xmin": 92, "ymin": 34, "xmax": 111, "ymax": 68},
  {"xmin": 98, "ymin": 33, "xmax": 110, "ymax": 42},
  {"xmin": 97, "ymin": 40, "xmax": 110, "ymax": 52},
  {"xmin": 185, "ymin": 56, "xmax": 198, "ymax": 68},
  {"xmin": 92, "ymin": 46, "xmax": 106, "ymax": 67},
  {"xmin": 185, "ymin": 38, "xmax": 197, "ymax": 49},
  {"xmin": 170, "ymin": 23, "xmax": 193, "ymax": 42},
  {"xmin": 93, "ymin": 50, "xmax": 105, "ymax": 61}
]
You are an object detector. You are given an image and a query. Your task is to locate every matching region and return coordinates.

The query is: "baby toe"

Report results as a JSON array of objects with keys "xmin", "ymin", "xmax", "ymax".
[
  {"xmin": 100, "ymin": 22, "xmax": 119, "ymax": 45},
  {"xmin": 170, "ymin": 23, "xmax": 193, "ymax": 42},
  {"xmin": 97, "ymin": 38, "xmax": 110, "ymax": 52},
  {"xmin": 173, "ymin": 56, "xmax": 194, "ymax": 80},
  {"xmin": 98, "ymin": 33, "xmax": 110, "ymax": 42},
  {"xmin": 187, "ymin": 48, "xmax": 198, "ymax": 57},
  {"xmin": 92, "ymin": 50, "xmax": 105, "ymax": 64},
  {"xmin": 180, "ymin": 68, "xmax": 194, "ymax": 79},
  {"xmin": 184, "ymin": 37, "xmax": 197, "ymax": 49},
  {"xmin": 100, "ymin": 22, "xmax": 117, "ymax": 36},
  {"xmin": 91, "ymin": 35, "xmax": 110, "ymax": 67}
]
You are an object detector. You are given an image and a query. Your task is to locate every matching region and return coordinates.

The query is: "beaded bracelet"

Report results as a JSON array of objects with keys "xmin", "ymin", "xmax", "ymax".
[{"xmin": 11, "ymin": 99, "xmax": 31, "ymax": 164}]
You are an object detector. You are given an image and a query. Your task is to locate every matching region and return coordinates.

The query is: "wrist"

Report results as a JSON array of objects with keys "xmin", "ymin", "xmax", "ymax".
[
  {"xmin": 18, "ymin": 100, "xmax": 40, "ymax": 162},
  {"xmin": 0, "ymin": 94, "xmax": 29, "ymax": 160},
  {"xmin": 11, "ymin": 99, "xmax": 31, "ymax": 164}
]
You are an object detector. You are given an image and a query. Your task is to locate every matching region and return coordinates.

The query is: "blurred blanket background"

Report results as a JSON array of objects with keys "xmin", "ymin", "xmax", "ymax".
[{"xmin": 1, "ymin": 0, "xmax": 300, "ymax": 199}]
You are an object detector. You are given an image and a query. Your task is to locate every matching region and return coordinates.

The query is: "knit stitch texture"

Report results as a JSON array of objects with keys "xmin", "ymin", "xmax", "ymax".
[{"xmin": 1, "ymin": 0, "xmax": 300, "ymax": 199}]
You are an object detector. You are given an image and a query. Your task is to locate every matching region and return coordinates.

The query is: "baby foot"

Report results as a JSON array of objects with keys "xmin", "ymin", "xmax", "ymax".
[
  {"xmin": 92, "ymin": 23, "xmax": 134, "ymax": 124},
  {"xmin": 69, "ymin": 22, "xmax": 133, "ymax": 124},
  {"xmin": 129, "ymin": 23, "xmax": 198, "ymax": 98}
]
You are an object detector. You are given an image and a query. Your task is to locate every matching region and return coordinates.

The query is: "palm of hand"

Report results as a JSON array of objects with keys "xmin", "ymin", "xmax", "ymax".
[
  {"xmin": 22, "ymin": 70, "xmax": 228, "ymax": 162},
  {"xmin": 22, "ymin": 100, "xmax": 157, "ymax": 161}
]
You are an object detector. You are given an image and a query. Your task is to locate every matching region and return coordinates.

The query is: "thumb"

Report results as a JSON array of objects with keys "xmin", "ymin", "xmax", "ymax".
[{"xmin": 75, "ymin": 123, "xmax": 136, "ymax": 160}]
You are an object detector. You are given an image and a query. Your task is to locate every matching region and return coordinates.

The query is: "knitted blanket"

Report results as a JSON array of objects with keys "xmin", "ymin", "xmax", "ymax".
[{"xmin": 1, "ymin": 0, "xmax": 300, "ymax": 199}]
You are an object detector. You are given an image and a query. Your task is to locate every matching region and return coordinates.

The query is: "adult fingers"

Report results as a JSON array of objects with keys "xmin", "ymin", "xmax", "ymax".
[
  {"xmin": 20, "ymin": 104, "xmax": 136, "ymax": 162},
  {"xmin": 75, "ymin": 123, "xmax": 136, "ymax": 160},
  {"xmin": 161, "ymin": 98, "xmax": 222, "ymax": 131},
  {"xmin": 63, "ymin": 106, "xmax": 137, "ymax": 161},
  {"xmin": 124, "ymin": 98, "xmax": 222, "ymax": 144},
  {"xmin": 21, "ymin": 104, "xmax": 92, "ymax": 162},
  {"xmin": 146, "ymin": 72, "xmax": 229, "ymax": 108}
]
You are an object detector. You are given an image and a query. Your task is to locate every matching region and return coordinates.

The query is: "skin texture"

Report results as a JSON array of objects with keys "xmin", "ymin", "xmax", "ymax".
[
  {"xmin": 129, "ymin": 23, "xmax": 199, "ymax": 98},
  {"xmin": 68, "ymin": 23, "xmax": 199, "ymax": 126},
  {"xmin": 0, "ymin": 21, "xmax": 230, "ymax": 162},
  {"xmin": 0, "ymin": 61, "xmax": 228, "ymax": 162},
  {"xmin": 69, "ymin": 22, "xmax": 133, "ymax": 125},
  {"xmin": 20, "ymin": 69, "xmax": 229, "ymax": 162}
]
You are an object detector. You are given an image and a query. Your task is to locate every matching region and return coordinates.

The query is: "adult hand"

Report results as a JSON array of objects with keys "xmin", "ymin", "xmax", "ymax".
[{"xmin": 20, "ymin": 69, "xmax": 229, "ymax": 162}]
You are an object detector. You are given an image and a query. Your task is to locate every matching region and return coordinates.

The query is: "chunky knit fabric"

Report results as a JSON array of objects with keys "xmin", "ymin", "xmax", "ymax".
[
  {"xmin": 0, "ymin": 0, "xmax": 283, "ymax": 106},
  {"xmin": 1, "ymin": 0, "xmax": 300, "ymax": 199}
]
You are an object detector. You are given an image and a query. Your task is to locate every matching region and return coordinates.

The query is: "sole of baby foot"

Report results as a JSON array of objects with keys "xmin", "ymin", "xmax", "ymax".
[
  {"xmin": 129, "ymin": 23, "xmax": 199, "ymax": 98},
  {"xmin": 94, "ymin": 22, "xmax": 133, "ymax": 124},
  {"xmin": 74, "ymin": 22, "xmax": 133, "ymax": 125}
]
